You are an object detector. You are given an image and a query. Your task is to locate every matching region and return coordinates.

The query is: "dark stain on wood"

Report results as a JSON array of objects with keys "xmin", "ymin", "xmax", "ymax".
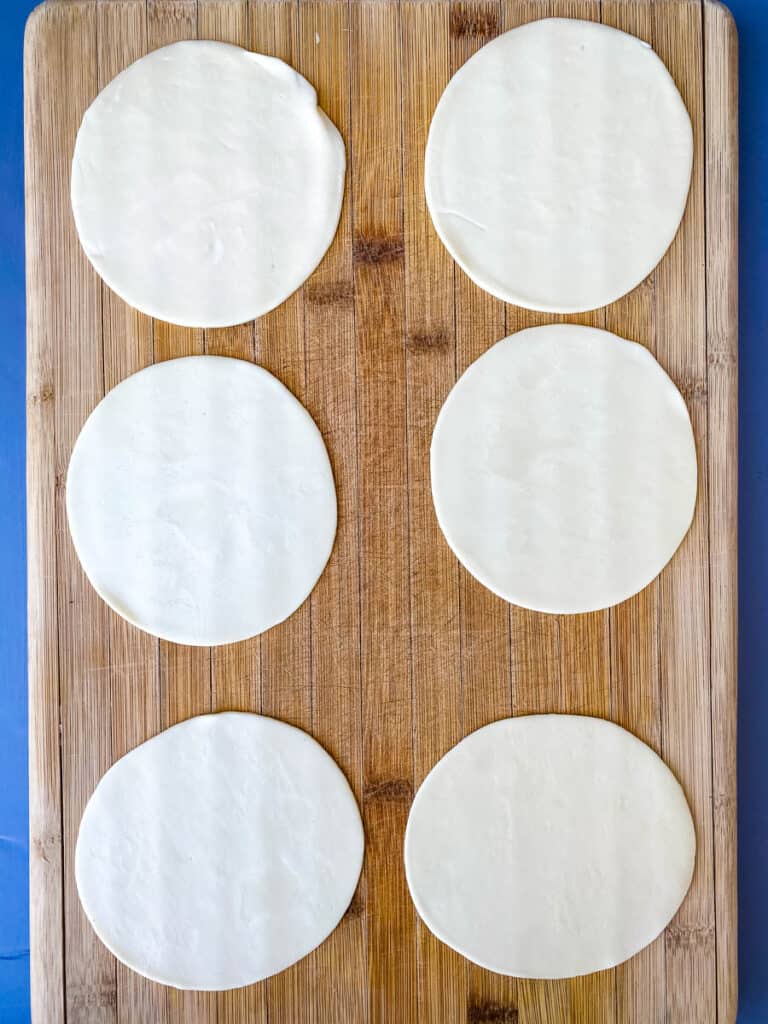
[
  {"xmin": 406, "ymin": 328, "xmax": 452, "ymax": 352},
  {"xmin": 67, "ymin": 984, "xmax": 118, "ymax": 1011},
  {"xmin": 640, "ymin": 271, "xmax": 656, "ymax": 290},
  {"xmin": 714, "ymin": 790, "xmax": 737, "ymax": 813},
  {"xmin": 467, "ymin": 999, "xmax": 519, "ymax": 1024},
  {"xmin": 450, "ymin": 3, "xmax": 499, "ymax": 39},
  {"xmin": 29, "ymin": 384, "xmax": 54, "ymax": 405},
  {"xmin": 305, "ymin": 279, "xmax": 355, "ymax": 305},
  {"xmin": 147, "ymin": 0, "xmax": 196, "ymax": 26},
  {"xmin": 677, "ymin": 376, "xmax": 708, "ymax": 404},
  {"xmin": 343, "ymin": 885, "xmax": 366, "ymax": 920},
  {"xmin": 31, "ymin": 832, "xmax": 60, "ymax": 865},
  {"xmin": 353, "ymin": 234, "xmax": 405, "ymax": 265},
  {"xmin": 363, "ymin": 777, "xmax": 413, "ymax": 804},
  {"xmin": 666, "ymin": 924, "xmax": 716, "ymax": 951},
  {"xmin": 708, "ymin": 347, "xmax": 737, "ymax": 369}
]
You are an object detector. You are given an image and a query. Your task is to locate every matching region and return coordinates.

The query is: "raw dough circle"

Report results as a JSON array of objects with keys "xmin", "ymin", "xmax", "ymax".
[
  {"xmin": 76, "ymin": 713, "xmax": 364, "ymax": 990},
  {"xmin": 66, "ymin": 355, "xmax": 337, "ymax": 645},
  {"xmin": 431, "ymin": 324, "xmax": 697, "ymax": 613},
  {"xmin": 425, "ymin": 18, "xmax": 693, "ymax": 312},
  {"xmin": 404, "ymin": 715, "xmax": 696, "ymax": 979},
  {"xmin": 71, "ymin": 41, "xmax": 345, "ymax": 327}
]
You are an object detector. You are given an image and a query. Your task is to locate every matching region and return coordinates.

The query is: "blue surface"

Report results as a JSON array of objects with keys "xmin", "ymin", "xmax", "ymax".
[
  {"xmin": 0, "ymin": 3, "xmax": 31, "ymax": 1024},
  {"xmin": 732, "ymin": 0, "xmax": 768, "ymax": 1020},
  {"xmin": 1, "ymin": 2, "xmax": 767, "ymax": 1021}
]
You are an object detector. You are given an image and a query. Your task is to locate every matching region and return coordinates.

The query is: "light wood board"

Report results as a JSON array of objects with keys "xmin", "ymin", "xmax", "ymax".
[{"xmin": 25, "ymin": 0, "xmax": 738, "ymax": 1020}]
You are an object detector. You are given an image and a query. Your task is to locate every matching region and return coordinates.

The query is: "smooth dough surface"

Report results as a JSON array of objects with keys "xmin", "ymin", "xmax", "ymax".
[
  {"xmin": 76, "ymin": 713, "xmax": 364, "ymax": 990},
  {"xmin": 431, "ymin": 324, "xmax": 696, "ymax": 613},
  {"xmin": 405, "ymin": 715, "xmax": 696, "ymax": 979},
  {"xmin": 66, "ymin": 356, "xmax": 337, "ymax": 645},
  {"xmin": 425, "ymin": 18, "xmax": 693, "ymax": 312},
  {"xmin": 71, "ymin": 41, "xmax": 345, "ymax": 327}
]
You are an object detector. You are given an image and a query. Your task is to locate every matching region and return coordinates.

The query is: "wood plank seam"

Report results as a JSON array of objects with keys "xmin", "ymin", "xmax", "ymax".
[
  {"xmin": 400, "ymin": 0, "xmax": 417, "ymax": 1011},
  {"xmin": 56, "ymin": 248, "xmax": 68, "ymax": 1024},
  {"xmin": 398, "ymin": 0, "xmax": 422, "ymax": 1014},
  {"xmin": 95, "ymin": 2, "xmax": 119, "ymax": 1015},
  {"xmin": 652, "ymin": 0, "xmax": 669, "ymax": 983},
  {"xmin": 57, "ymin": 524, "xmax": 66, "ymax": 1024},
  {"xmin": 345, "ymin": 0, "xmax": 373, "ymax": 1019},
  {"xmin": 655, "ymin": 4, "xmax": 717, "ymax": 1020},
  {"xmin": 700, "ymin": 8, "xmax": 718, "ymax": 1021},
  {"xmin": 606, "ymin": 6, "xmax": 667, "ymax": 1015},
  {"xmin": 56, "ymin": 475, "xmax": 67, "ymax": 1024},
  {"xmin": 346, "ymin": 0, "xmax": 370, "ymax": 1013},
  {"xmin": 702, "ymin": 3, "xmax": 739, "ymax": 1020},
  {"xmin": 659, "ymin": 486, "xmax": 669, "ymax": 1024}
]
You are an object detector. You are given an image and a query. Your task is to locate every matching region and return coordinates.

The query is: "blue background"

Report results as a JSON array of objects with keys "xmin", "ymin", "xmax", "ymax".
[{"xmin": 1, "ymin": 1, "xmax": 766, "ymax": 1020}]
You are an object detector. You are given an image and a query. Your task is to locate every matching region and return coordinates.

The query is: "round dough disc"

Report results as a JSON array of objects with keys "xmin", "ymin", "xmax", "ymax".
[
  {"xmin": 71, "ymin": 41, "xmax": 345, "ymax": 327},
  {"xmin": 76, "ymin": 713, "xmax": 364, "ymax": 990},
  {"xmin": 66, "ymin": 355, "xmax": 337, "ymax": 645},
  {"xmin": 431, "ymin": 324, "xmax": 697, "ymax": 613},
  {"xmin": 425, "ymin": 18, "xmax": 693, "ymax": 312},
  {"xmin": 404, "ymin": 715, "xmax": 696, "ymax": 979}
]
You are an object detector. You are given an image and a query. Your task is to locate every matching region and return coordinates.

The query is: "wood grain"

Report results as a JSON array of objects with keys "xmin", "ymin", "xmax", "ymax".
[
  {"xmin": 149, "ymin": 5, "xmax": 218, "ymax": 1024},
  {"xmin": 546, "ymin": 0, "xmax": 616, "ymax": 1019},
  {"xmin": 654, "ymin": 5, "xmax": 717, "ymax": 1023},
  {"xmin": 350, "ymin": 2, "xmax": 418, "ymax": 1021},
  {"xmin": 601, "ymin": 1, "xmax": 667, "ymax": 1020},
  {"xmin": 299, "ymin": 3, "xmax": 368, "ymax": 1020},
  {"xmin": 402, "ymin": 5, "xmax": 467, "ymax": 1022},
  {"xmin": 195, "ymin": 1, "xmax": 267, "ymax": 1021},
  {"xmin": 500, "ymin": 0, "xmax": 572, "ymax": 1020},
  {"xmin": 96, "ymin": 4, "xmax": 168, "ymax": 1022},
  {"xmin": 247, "ymin": 5, "xmax": 320, "ymax": 1020},
  {"xmin": 36, "ymin": 4, "xmax": 118, "ymax": 1020},
  {"xmin": 25, "ymin": 1, "xmax": 738, "ymax": 1021},
  {"xmin": 448, "ymin": 7, "xmax": 519, "ymax": 1020},
  {"xmin": 704, "ymin": 4, "xmax": 739, "ymax": 1023}
]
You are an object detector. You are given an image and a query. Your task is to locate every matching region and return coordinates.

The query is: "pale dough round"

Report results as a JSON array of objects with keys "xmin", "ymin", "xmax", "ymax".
[
  {"xmin": 76, "ymin": 713, "xmax": 364, "ymax": 990},
  {"xmin": 71, "ymin": 41, "xmax": 345, "ymax": 327},
  {"xmin": 431, "ymin": 324, "xmax": 697, "ymax": 613},
  {"xmin": 425, "ymin": 18, "xmax": 693, "ymax": 313},
  {"xmin": 66, "ymin": 356, "xmax": 337, "ymax": 645},
  {"xmin": 405, "ymin": 715, "xmax": 696, "ymax": 979}
]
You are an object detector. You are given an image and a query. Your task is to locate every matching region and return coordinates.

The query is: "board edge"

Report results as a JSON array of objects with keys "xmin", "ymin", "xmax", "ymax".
[{"xmin": 703, "ymin": 1, "xmax": 739, "ymax": 1021}]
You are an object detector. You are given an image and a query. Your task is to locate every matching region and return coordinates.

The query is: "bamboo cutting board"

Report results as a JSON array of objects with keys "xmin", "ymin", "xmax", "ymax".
[{"xmin": 25, "ymin": 1, "xmax": 738, "ymax": 1021}]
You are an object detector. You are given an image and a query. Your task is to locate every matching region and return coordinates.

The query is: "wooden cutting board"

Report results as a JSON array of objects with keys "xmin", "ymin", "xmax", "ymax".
[{"xmin": 25, "ymin": 1, "xmax": 738, "ymax": 1021}]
